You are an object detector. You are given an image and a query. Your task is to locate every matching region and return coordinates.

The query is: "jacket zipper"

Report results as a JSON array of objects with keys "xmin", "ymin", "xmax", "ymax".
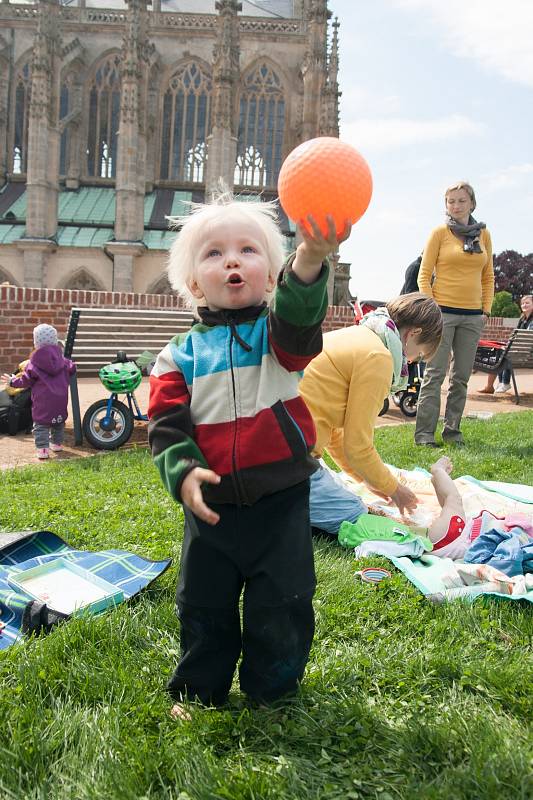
[{"xmin": 227, "ymin": 320, "xmax": 248, "ymax": 506}]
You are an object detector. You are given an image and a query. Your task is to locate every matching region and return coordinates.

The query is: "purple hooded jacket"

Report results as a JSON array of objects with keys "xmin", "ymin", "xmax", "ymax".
[{"xmin": 9, "ymin": 345, "xmax": 76, "ymax": 425}]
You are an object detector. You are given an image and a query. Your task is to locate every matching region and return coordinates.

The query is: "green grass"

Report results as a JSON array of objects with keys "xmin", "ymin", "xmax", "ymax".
[{"xmin": 0, "ymin": 412, "xmax": 532, "ymax": 800}]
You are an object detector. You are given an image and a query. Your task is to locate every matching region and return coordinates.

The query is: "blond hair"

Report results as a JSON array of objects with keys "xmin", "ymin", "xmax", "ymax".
[
  {"xmin": 386, "ymin": 292, "xmax": 443, "ymax": 360},
  {"xmin": 166, "ymin": 189, "xmax": 285, "ymax": 311},
  {"xmin": 445, "ymin": 181, "xmax": 476, "ymax": 211}
]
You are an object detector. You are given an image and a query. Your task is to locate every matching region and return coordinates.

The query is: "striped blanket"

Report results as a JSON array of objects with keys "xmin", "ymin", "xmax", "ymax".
[{"xmin": 0, "ymin": 530, "xmax": 171, "ymax": 650}]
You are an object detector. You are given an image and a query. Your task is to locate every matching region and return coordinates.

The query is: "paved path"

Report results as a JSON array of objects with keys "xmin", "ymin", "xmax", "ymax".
[{"xmin": 1, "ymin": 370, "xmax": 532, "ymax": 470}]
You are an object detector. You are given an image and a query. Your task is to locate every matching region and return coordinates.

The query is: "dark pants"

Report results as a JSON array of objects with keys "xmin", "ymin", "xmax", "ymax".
[{"xmin": 168, "ymin": 480, "xmax": 316, "ymax": 706}]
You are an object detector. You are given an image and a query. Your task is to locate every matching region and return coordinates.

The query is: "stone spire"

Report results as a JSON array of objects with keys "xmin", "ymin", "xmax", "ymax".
[
  {"xmin": 111, "ymin": 0, "xmax": 153, "ymax": 291},
  {"xmin": 21, "ymin": 0, "xmax": 62, "ymax": 286},
  {"xmin": 301, "ymin": 0, "xmax": 330, "ymax": 140},
  {"xmin": 205, "ymin": 0, "xmax": 241, "ymax": 196},
  {"xmin": 320, "ymin": 15, "xmax": 340, "ymax": 137}
]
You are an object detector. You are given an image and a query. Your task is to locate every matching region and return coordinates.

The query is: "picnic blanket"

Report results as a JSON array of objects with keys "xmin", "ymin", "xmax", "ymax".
[
  {"xmin": 389, "ymin": 554, "xmax": 533, "ymax": 605},
  {"xmin": 0, "ymin": 530, "xmax": 171, "ymax": 651},
  {"xmin": 333, "ymin": 465, "xmax": 533, "ymax": 603}
]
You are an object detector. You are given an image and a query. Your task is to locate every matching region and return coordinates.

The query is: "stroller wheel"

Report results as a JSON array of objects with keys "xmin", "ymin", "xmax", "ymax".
[{"xmin": 399, "ymin": 392, "xmax": 418, "ymax": 418}]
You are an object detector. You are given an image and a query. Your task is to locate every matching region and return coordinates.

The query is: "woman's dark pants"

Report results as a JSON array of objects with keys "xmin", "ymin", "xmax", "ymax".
[{"xmin": 167, "ymin": 479, "xmax": 316, "ymax": 707}]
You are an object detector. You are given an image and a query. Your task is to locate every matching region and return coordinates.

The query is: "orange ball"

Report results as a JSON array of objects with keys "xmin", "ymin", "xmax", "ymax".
[{"xmin": 277, "ymin": 137, "xmax": 373, "ymax": 237}]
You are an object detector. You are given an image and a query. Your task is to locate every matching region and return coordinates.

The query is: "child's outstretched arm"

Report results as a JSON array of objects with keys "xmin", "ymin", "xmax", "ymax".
[
  {"xmin": 1, "ymin": 368, "xmax": 34, "ymax": 389},
  {"xmin": 292, "ymin": 215, "xmax": 351, "ymax": 284},
  {"xmin": 268, "ymin": 215, "xmax": 351, "ymax": 373}
]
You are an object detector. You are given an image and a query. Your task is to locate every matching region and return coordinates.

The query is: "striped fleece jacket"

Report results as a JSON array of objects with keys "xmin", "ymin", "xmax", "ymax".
[{"xmin": 148, "ymin": 257, "xmax": 329, "ymax": 507}]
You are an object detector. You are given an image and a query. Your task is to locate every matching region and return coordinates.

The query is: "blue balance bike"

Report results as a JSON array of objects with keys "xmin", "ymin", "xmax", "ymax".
[{"xmin": 82, "ymin": 351, "xmax": 148, "ymax": 450}]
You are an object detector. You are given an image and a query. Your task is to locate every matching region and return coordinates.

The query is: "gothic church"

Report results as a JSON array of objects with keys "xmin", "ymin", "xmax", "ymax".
[{"xmin": 0, "ymin": 0, "xmax": 350, "ymax": 302}]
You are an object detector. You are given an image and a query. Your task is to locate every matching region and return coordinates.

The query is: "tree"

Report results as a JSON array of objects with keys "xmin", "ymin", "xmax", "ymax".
[
  {"xmin": 493, "ymin": 250, "xmax": 533, "ymax": 300},
  {"xmin": 491, "ymin": 291, "xmax": 520, "ymax": 318}
]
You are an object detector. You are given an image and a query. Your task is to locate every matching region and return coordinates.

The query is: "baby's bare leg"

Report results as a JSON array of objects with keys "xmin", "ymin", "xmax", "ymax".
[{"xmin": 428, "ymin": 457, "xmax": 465, "ymax": 544}]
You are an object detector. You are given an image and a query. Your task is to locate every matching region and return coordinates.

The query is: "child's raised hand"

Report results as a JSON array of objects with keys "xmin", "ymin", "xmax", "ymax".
[
  {"xmin": 292, "ymin": 215, "xmax": 351, "ymax": 285},
  {"xmin": 298, "ymin": 215, "xmax": 352, "ymax": 259},
  {"xmin": 181, "ymin": 467, "xmax": 221, "ymax": 525}
]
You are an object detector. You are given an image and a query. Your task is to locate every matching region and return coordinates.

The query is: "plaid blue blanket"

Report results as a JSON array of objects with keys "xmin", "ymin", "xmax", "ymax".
[{"xmin": 0, "ymin": 530, "xmax": 171, "ymax": 651}]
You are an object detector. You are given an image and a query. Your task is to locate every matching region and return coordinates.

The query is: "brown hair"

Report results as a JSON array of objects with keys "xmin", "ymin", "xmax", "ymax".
[
  {"xmin": 445, "ymin": 181, "xmax": 476, "ymax": 211},
  {"xmin": 386, "ymin": 292, "xmax": 443, "ymax": 360}
]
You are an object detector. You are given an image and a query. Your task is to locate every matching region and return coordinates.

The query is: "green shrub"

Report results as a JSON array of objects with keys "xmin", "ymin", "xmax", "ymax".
[{"xmin": 491, "ymin": 291, "xmax": 520, "ymax": 318}]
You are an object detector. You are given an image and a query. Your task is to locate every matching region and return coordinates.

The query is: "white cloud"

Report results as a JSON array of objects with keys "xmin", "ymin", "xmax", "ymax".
[
  {"xmin": 340, "ymin": 86, "xmax": 403, "ymax": 117},
  {"xmin": 484, "ymin": 163, "xmax": 533, "ymax": 191},
  {"xmin": 341, "ymin": 114, "xmax": 484, "ymax": 152},
  {"xmin": 391, "ymin": 0, "xmax": 533, "ymax": 88}
]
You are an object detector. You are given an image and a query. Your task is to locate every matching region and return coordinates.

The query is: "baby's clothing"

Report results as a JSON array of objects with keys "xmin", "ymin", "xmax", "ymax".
[{"xmin": 431, "ymin": 514, "xmax": 473, "ymax": 560}]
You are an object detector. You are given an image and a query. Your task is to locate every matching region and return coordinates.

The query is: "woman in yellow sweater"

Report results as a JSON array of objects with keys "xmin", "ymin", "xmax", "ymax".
[
  {"xmin": 299, "ymin": 293, "xmax": 442, "ymax": 536},
  {"xmin": 415, "ymin": 181, "xmax": 494, "ymax": 447}
]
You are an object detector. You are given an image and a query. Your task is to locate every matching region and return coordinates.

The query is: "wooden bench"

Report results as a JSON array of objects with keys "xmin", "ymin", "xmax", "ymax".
[
  {"xmin": 64, "ymin": 307, "xmax": 194, "ymax": 443},
  {"xmin": 473, "ymin": 328, "xmax": 533, "ymax": 404}
]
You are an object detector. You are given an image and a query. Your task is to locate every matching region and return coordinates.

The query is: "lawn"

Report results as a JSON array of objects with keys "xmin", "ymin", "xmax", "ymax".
[{"xmin": 0, "ymin": 412, "xmax": 532, "ymax": 800}]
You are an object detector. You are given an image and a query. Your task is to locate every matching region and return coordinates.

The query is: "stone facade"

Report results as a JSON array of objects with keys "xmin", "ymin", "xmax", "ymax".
[{"xmin": 0, "ymin": 0, "xmax": 345, "ymax": 299}]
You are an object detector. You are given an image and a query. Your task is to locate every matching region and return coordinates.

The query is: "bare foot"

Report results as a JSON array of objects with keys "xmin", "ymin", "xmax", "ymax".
[
  {"xmin": 170, "ymin": 703, "xmax": 192, "ymax": 721},
  {"xmin": 478, "ymin": 386, "xmax": 494, "ymax": 394},
  {"xmin": 431, "ymin": 456, "xmax": 453, "ymax": 475}
]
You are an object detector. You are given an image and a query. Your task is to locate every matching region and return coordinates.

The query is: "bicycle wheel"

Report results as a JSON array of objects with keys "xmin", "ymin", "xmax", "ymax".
[
  {"xmin": 82, "ymin": 399, "xmax": 134, "ymax": 450},
  {"xmin": 378, "ymin": 397, "xmax": 390, "ymax": 417},
  {"xmin": 399, "ymin": 392, "xmax": 418, "ymax": 418}
]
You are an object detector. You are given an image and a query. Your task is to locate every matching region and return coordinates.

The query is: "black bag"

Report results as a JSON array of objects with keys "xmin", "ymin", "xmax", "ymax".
[{"xmin": 0, "ymin": 388, "xmax": 32, "ymax": 435}]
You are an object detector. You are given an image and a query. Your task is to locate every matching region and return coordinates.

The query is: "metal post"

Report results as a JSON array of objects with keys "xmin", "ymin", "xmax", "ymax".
[{"xmin": 69, "ymin": 372, "xmax": 83, "ymax": 445}]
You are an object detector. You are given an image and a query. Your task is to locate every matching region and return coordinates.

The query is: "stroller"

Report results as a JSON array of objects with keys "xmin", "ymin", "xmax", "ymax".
[
  {"xmin": 392, "ymin": 360, "xmax": 424, "ymax": 417},
  {"xmin": 350, "ymin": 298, "xmax": 425, "ymax": 418},
  {"xmin": 0, "ymin": 360, "xmax": 32, "ymax": 436}
]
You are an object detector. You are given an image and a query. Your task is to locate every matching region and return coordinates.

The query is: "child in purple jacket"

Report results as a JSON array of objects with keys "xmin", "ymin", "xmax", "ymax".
[{"xmin": 2, "ymin": 324, "xmax": 76, "ymax": 459}]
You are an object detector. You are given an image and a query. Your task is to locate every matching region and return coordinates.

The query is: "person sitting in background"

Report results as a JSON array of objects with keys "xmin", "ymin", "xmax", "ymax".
[{"xmin": 479, "ymin": 294, "xmax": 533, "ymax": 394}]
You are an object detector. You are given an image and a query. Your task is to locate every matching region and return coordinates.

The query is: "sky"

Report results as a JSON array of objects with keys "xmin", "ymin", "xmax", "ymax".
[{"xmin": 327, "ymin": 0, "xmax": 533, "ymax": 300}]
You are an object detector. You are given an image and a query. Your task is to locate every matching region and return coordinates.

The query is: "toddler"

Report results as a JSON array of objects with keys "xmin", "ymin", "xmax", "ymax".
[
  {"xmin": 2, "ymin": 324, "xmax": 76, "ymax": 459},
  {"xmin": 148, "ymin": 192, "xmax": 351, "ymax": 718}
]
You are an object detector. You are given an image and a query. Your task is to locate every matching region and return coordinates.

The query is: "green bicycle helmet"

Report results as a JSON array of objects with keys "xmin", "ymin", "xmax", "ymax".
[{"xmin": 99, "ymin": 361, "xmax": 142, "ymax": 393}]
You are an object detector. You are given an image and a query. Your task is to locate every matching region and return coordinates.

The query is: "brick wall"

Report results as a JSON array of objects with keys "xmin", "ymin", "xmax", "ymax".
[
  {"xmin": 323, "ymin": 304, "xmax": 355, "ymax": 332},
  {"xmin": 0, "ymin": 285, "xmax": 518, "ymax": 372},
  {"xmin": 0, "ymin": 284, "xmax": 184, "ymax": 371}
]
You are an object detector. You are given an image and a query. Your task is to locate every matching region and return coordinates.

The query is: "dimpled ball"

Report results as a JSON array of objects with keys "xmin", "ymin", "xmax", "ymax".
[{"xmin": 277, "ymin": 137, "xmax": 373, "ymax": 237}]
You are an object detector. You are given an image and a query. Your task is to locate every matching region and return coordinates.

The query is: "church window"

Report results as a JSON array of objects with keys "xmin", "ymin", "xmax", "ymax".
[
  {"xmin": 87, "ymin": 54, "xmax": 121, "ymax": 178},
  {"xmin": 13, "ymin": 63, "xmax": 30, "ymax": 175},
  {"xmin": 59, "ymin": 82, "xmax": 70, "ymax": 176},
  {"xmin": 236, "ymin": 63, "xmax": 285, "ymax": 189},
  {"xmin": 160, "ymin": 62, "xmax": 212, "ymax": 182}
]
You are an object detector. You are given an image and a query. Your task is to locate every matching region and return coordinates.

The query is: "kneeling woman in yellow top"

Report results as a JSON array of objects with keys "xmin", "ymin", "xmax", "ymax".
[{"xmin": 299, "ymin": 293, "xmax": 443, "ymax": 537}]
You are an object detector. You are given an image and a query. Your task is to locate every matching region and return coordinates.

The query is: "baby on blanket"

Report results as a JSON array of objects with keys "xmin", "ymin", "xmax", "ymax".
[{"xmin": 342, "ymin": 457, "xmax": 527, "ymax": 560}]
